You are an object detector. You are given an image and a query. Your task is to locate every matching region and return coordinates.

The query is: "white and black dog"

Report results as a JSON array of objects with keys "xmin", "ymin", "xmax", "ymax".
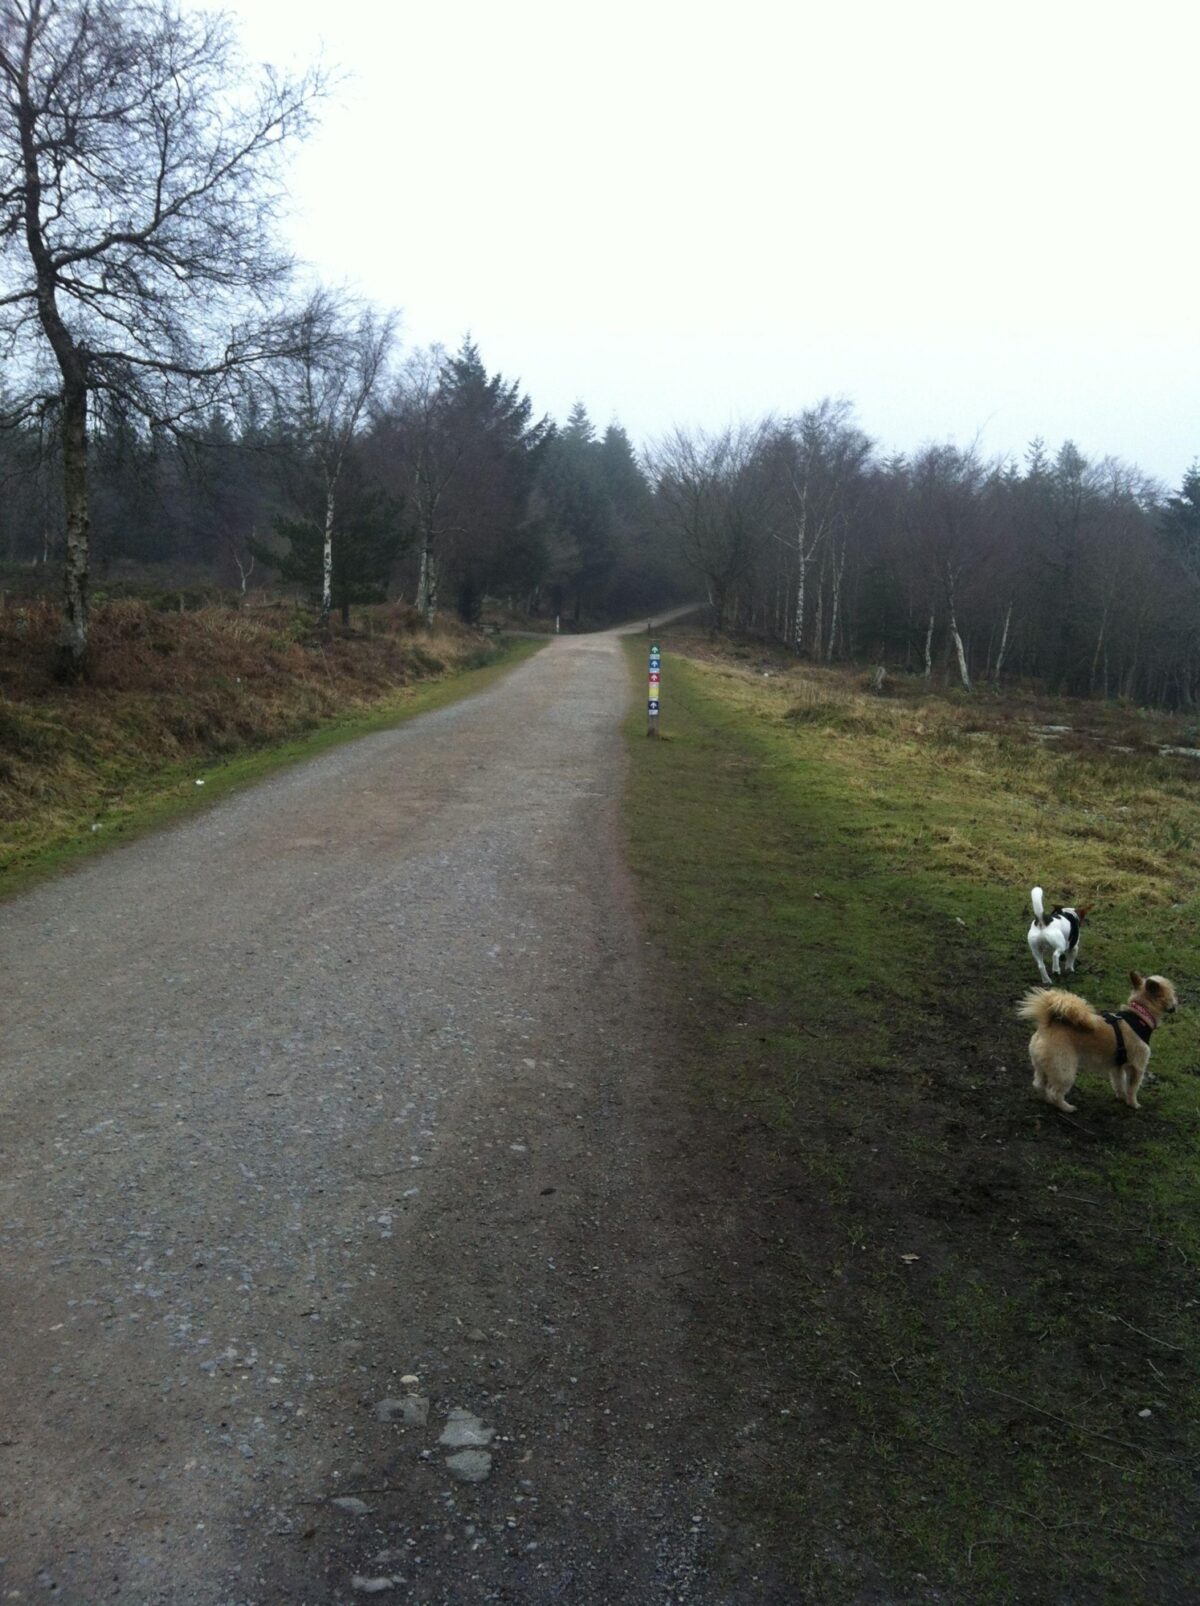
[{"xmin": 1027, "ymin": 886, "xmax": 1090, "ymax": 984}]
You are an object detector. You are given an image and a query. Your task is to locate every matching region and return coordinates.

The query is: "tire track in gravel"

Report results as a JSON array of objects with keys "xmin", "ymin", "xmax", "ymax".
[{"xmin": 0, "ymin": 628, "xmax": 725, "ymax": 1604}]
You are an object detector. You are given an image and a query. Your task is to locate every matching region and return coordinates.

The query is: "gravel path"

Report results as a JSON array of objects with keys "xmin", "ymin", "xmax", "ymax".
[{"xmin": 0, "ymin": 629, "xmax": 724, "ymax": 1604}]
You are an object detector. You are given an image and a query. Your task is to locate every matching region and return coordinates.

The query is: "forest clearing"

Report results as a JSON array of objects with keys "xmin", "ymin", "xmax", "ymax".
[{"xmin": 624, "ymin": 627, "xmax": 1200, "ymax": 1600}]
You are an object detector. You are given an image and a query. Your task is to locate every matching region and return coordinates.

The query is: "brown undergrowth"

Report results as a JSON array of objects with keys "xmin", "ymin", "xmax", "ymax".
[{"xmin": 0, "ymin": 598, "xmax": 510, "ymax": 883}]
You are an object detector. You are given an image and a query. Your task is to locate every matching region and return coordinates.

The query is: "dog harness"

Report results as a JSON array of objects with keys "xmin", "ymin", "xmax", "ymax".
[{"xmin": 1099, "ymin": 1005, "xmax": 1155, "ymax": 1067}]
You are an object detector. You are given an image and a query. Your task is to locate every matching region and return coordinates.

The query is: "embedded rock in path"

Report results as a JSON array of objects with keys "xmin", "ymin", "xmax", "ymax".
[
  {"xmin": 445, "ymin": 1449, "xmax": 493, "ymax": 1483},
  {"xmin": 375, "ymin": 1394, "xmax": 429, "ymax": 1426},
  {"xmin": 438, "ymin": 1407, "xmax": 494, "ymax": 1448}
]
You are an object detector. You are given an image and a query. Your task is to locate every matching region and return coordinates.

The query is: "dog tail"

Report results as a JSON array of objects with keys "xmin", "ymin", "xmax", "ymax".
[
  {"xmin": 1030, "ymin": 885, "xmax": 1046, "ymax": 927},
  {"xmin": 1017, "ymin": 986, "xmax": 1097, "ymax": 1032}
]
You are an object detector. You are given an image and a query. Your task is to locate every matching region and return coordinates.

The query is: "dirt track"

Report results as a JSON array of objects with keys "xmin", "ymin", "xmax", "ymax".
[{"xmin": 0, "ymin": 629, "xmax": 736, "ymax": 1604}]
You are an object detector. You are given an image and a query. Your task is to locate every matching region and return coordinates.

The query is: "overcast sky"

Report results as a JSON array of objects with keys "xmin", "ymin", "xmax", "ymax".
[{"xmin": 224, "ymin": 0, "xmax": 1197, "ymax": 487}]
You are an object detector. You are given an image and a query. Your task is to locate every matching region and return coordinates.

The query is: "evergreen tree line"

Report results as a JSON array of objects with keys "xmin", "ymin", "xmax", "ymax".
[
  {"xmin": 0, "ymin": 335, "xmax": 681, "ymax": 629},
  {"xmin": 6, "ymin": 369, "xmax": 1200, "ymax": 708},
  {"xmin": 650, "ymin": 404, "xmax": 1200, "ymax": 707}
]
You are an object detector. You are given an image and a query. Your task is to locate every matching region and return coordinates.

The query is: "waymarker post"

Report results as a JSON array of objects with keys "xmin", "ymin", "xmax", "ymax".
[{"xmin": 647, "ymin": 641, "xmax": 661, "ymax": 738}]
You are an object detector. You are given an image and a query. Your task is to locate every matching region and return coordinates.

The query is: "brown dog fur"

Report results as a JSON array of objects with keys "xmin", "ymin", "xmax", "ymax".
[{"xmin": 1018, "ymin": 971, "xmax": 1178, "ymax": 1112}]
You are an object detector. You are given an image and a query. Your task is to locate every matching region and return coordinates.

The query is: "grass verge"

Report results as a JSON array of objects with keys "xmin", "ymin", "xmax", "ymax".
[
  {"xmin": 1, "ymin": 600, "xmax": 544, "ymax": 898},
  {"xmin": 624, "ymin": 634, "xmax": 1200, "ymax": 1604}
]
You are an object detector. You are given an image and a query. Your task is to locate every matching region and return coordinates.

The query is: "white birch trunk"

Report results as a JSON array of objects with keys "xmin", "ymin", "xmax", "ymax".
[
  {"xmin": 319, "ymin": 482, "xmax": 335, "ymax": 629},
  {"xmin": 993, "ymin": 599, "xmax": 1013, "ymax": 684},
  {"xmin": 949, "ymin": 607, "xmax": 973, "ymax": 692},
  {"xmin": 826, "ymin": 544, "xmax": 846, "ymax": 662},
  {"xmin": 812, "ymin": 552, "xmax": 826, "ymax": 664},
  {"xmin": 1090, "ymin": 598, "xmax": 1110, "ymax": 696},
  {"xmin": 415, "ymin": 544, "xmax": 427, "ymax": 612},
  {"xmin": 416, "ymin": 540, "xmax": 438, "ymax": 623},
  {"xmin": 924, "ymin": 608, "xmax": 935, "ymax": 680},
  {"xmin": 57, "ymin": 377, "xmax": 90, "ymax": 677},
  {"xmin": 425, "ymin": 550, "xmax": 438, "ymax": 624}
]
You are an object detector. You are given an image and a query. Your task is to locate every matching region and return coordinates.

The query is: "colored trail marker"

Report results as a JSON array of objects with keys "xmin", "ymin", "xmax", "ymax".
[{"xmin": 647, "ymin": 642, "xmax": 661, "ymax": 737}]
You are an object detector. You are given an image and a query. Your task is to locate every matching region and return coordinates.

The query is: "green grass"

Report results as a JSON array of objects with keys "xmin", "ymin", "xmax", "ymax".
[
  {"xmin": 624, "ymin": 637, "xmax": 1200, "ymax": 1603},
  {"xmin": 1, "ymin": 636, "xmax": 545, "ymax": 900}
]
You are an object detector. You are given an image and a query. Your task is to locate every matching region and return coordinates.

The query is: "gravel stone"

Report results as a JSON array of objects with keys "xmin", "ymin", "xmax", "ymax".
[
  {"xmin": 445, "ymin": 1449, "xmax": 493, "ymax": 1483},
  {"xmin": 374, "ymin": 1395, "xmax": 428, "ymax": 1426},
  {"xmin": 438, "ymin": 1407, "xmax": 494, "ymax": 1448}
]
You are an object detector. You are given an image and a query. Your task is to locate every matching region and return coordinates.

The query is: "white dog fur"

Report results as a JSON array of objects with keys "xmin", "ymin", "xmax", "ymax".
[{"xmin": 1027, "ymin": 886, "xmax": 1087, "ymax": 985}]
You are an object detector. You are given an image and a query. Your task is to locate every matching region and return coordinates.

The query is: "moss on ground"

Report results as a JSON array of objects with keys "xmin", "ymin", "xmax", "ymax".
[{"xmin": 624, "ymin": 635, "xmax": 1200, "ymax": 1603}]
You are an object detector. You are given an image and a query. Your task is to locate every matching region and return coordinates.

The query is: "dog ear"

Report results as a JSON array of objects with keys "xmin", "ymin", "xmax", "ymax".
[
  {"xmin": 1077, "ymin": 905, "xmax": 1092, "ymax": 922},
  {"xmin": 1145, "ymin": 977, "xmax": 1164, "ymax": 998},
  {"xmin": 1129, "ymin": 969, "xmax": 1146, "ymax": 989}
]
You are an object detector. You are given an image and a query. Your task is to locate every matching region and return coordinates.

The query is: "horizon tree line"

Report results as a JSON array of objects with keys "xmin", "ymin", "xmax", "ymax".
[
  {"xmin": 1, "ymin": 0, "xmax": 1196, "ymax": 709},
  {"xmin": 650, "ymin": 411, "xmax": 1200, "ymax": 709}
]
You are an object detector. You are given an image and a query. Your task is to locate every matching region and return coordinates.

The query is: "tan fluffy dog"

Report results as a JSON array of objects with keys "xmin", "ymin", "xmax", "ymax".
[{"xmin": 1018, "ymin": 971, "xmax": 1178, "ymax": 1112}]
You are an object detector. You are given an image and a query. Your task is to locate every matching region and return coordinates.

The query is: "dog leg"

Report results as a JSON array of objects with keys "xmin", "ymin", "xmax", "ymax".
[
  {"xmin": 1030, "ymin": 1043, "xmax": 1077, "ymax": 1111},
  {"xmin": 1066, "ymin": 945, "xmax": 1078, "ymax": 974},
  {"xmin": 1037, "ymin": 1045, "xmax": 1077, "ymax": 1112},
  {"xmin": 1029, "ymin": 935, "xmax": 1051, "ymax": 984},
  {"xmin": 1125, "ymin": 1065, "xmax": 1145, "ymax": 1110}
]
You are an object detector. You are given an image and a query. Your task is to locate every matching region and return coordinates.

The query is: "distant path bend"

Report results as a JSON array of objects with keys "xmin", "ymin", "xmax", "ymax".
[{"xmin": 0, "ymin": 627, "xmax": 715, "ymax": 1604}]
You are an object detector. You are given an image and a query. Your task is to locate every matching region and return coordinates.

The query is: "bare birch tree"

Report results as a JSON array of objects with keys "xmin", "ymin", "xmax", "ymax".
[
  {"xmin": 908, "ymin": 444, "xmax": 991, "ymax": 692},
  {"xmin": 282, "ymin": 292, "xmax": 396, "ymax": 629},
  {"xmin": 0, "ymin": 0, "xmax": 324, "ymax": 674},
  {"xmin": 388, "ymin": 345, "xmax": 462, "ymax": 624},
  {"xmin": 768, "ymin": 401, "xmax": 871, "ymax": 656},
  {"xmin": 992, "ymin": 598, "xmax": 1013, "ymax": 685}
]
